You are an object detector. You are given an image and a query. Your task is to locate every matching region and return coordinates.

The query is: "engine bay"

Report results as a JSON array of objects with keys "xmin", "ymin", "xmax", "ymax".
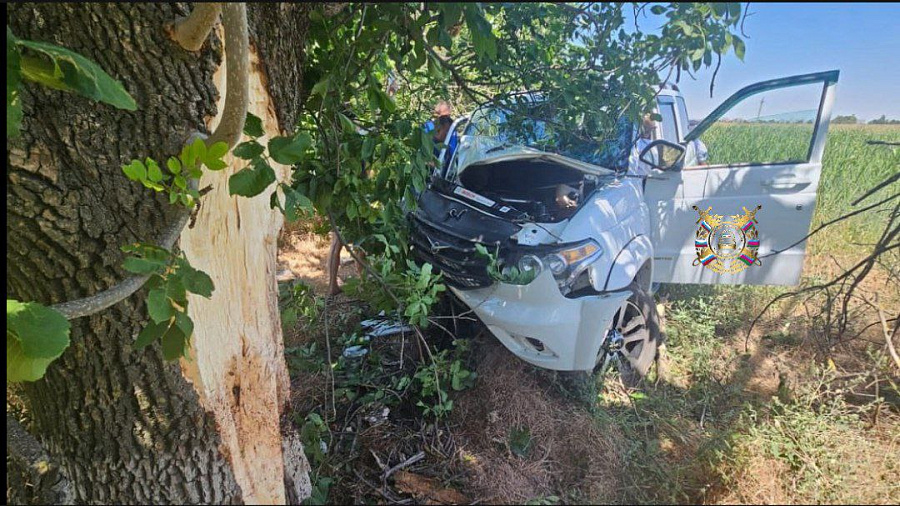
[{"xmin": 458, "ymin": 159, "xmax": 601, "ymax": 223}]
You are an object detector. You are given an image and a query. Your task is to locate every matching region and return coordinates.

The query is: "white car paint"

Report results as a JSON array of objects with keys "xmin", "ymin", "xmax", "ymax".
[{"xmin": 429, "ymin": 71, "xmax": 839, "ymax": 370}]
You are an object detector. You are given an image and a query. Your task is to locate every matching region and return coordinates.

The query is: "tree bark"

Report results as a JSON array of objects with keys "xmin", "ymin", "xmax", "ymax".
[{"xmin": 7, "ymin": 3, "xmax": 312, "ymax": 504}]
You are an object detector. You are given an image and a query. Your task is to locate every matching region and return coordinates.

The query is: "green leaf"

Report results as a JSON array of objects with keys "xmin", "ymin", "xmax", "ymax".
[
  {"xmin": 283, "ymin": 187, "xmax": 313, "ymax": 223},
  {"xmin": 122, "ymin": 256, "xmax": 167, "ymax": 275},
  {"xmin": 465, "ymin": 5, "xmax": 497, "ymax": 60},
  {"xmin": 146, "ymin": 158, "xmax": 164, "ymax": 182},
  {"xmin": 7, "ymin": 27, "xmax": 22, "ymax": 138},
  {"xmin": 243, "ymin": 112, "xmax": 264, "ymax": 137},
  {"xmin": 167, "ymin": 157, "xmax": 182, "ymax": 175},
  {"xmin": 229, "ymin": 158, "xmax": 276, "ymax": 197},
  {"xmin": 166, "ymin": 275, "xmax": 187, "ymax": 304},
  {"xmin": 338, "ymin": 113, "xmax": 358, "ymax": 135},
  {"xmin": 310, "ymin": 76, "xmax": 331, "ymax": 97},
  {"xmin": 134, "ymin": 320, "xmax": 170, "ymax": 349},
  {"xmin": 147, "ymin": 288, "xmax": 173, "ymax": 323},
  {"xmin": 174, "ymin": 311, "xmax": 194, "ymax": 337},
  {"xmin": 203, "ymin": 141, "xmax": 229, "ymax": 171},
  {"xmin": 362, "ymin": 137, "xmax": 375, "ymax": 161},
  {"xmin": 233, "ymin": 140, "xmax": 264, "ymax": 160},
  {"xmin": 182, "ymin": 267, "xmax": 214, "ymax": 298},
  {"xmin": 206, "ymin": 141, "xmax": 229, "ymax": 162},
  {"xmin": 732, "ymin": 35, "xmax": 746, "ymax": 60},
  {"xmin": 650, "ymin": 5, "xmax": 666, "ymax": 15},
  {"xmin": 161, "ymin": 322, "xmax": 188, "ymax": 361},
  {"xmin": 7, "ymin": 300, "xmax": 70, "ymax": 359},
  {"xmin": 268, "ymin": 132, "xmax": 312, "ymax": 165},
  {"xmin": 122, "ymin": 160, "xmax": 147, "ymax": 182},
  {"xmin": 16, "ymin": 38, "xmax": 137, "ymax": 110},
  {"xmin": 8, "ymin": 337, "xmax": 56, "ymax": 383}
]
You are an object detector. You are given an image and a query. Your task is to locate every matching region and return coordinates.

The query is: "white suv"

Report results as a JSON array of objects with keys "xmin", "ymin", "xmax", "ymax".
[{"xmin": 410, "ymin": 71, "xmax": 839, "ymax": 377}]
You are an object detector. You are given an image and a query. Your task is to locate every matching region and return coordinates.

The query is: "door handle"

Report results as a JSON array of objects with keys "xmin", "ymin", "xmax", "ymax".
[{"xmin": 761, "ymin": 178, "xmax": 810, "ymax": 189}]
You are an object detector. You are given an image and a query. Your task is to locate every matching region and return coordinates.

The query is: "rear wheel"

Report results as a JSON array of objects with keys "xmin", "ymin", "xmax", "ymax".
[{"xmin": 600, "ymin": 281, "xmax": 661, "ymax": 386}]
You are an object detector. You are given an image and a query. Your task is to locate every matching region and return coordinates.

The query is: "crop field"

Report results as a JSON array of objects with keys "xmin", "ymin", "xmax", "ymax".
[
  {"xmin": 276, "ymin": 124, "xmax": 899, "ymax": 504},
  {"xmin": 704, "ymin": 123, "xmax": 900, "ymax": 250}
]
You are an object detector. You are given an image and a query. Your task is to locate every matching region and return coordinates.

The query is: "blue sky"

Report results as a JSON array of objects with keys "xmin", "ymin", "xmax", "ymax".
[{"xmin": 667, "ymin": 3, "xmax": 900, "ymax": 122}]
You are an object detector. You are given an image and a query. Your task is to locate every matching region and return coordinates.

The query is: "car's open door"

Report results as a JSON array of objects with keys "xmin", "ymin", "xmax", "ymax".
[{"xmin": 644, "ymin": 70, "xmax": 839, "ymax": 285}]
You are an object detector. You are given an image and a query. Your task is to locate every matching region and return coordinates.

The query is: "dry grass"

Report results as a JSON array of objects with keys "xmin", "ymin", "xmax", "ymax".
[{"xmin": 450, "ymin": 339, "xmax": 624, "ymax": 504}]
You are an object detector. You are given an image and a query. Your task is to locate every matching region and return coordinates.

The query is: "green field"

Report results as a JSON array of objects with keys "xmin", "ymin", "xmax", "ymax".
[{"xmin": 703, "ymin": 123, "xmax": 900, "ymax": 253}]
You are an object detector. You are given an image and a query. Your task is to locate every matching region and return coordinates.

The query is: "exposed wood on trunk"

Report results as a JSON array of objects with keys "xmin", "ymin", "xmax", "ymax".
[
  {"xmin": 7, "ymin": 3, "xmax": 313, "ymax": 503},
  {"xmin": 178, "ymin": 43, "xmax": 306, "ymax": 505}
]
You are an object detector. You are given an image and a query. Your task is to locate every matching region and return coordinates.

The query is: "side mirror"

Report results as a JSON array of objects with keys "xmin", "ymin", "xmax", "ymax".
[{"xmin": 639, "ymin": 139, "xmax": 686, "ymax": 171}]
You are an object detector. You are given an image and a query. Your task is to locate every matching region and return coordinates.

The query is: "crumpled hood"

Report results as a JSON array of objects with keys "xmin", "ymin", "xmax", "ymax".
[{"xmin": 454, "ymin": 135, "xmax": 615, "ymax": 178}]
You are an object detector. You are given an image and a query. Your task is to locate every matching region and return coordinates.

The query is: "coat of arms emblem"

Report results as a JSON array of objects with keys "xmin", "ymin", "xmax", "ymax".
[{"xmin": 692, "ymin": 205, "xmax": 762, "ymax": 274}]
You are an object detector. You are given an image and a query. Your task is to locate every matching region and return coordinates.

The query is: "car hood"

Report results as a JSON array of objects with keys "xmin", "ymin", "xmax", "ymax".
[{"xmin": 453, "ymin": 135, "xmax": 616, "ymax": 178}]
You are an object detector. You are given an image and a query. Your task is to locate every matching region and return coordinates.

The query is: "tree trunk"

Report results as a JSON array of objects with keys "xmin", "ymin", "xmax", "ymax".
[{"xmin": 7, "ymin": 3, "xmax": 312, "ymax": 504}]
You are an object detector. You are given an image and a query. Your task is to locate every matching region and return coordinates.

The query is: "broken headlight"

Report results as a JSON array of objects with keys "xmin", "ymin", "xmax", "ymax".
[{"xmin": 541, "ymin": 239, "xmax": 603, "ymax": 294}]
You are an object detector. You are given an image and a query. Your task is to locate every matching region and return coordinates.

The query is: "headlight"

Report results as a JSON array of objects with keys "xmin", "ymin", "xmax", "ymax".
[
  {"xmin": 541, "ymin": 239, "xmax": 603, "ymax": 294},
  {"xmin": 518, "ymin": 254, "xmax": 544, "ymax": 275}
]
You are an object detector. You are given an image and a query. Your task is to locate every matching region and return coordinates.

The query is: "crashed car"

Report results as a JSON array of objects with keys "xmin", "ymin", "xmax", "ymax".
[{"xmin": 410, "ymin": 71, "xmax": 839, "ymax": 377}]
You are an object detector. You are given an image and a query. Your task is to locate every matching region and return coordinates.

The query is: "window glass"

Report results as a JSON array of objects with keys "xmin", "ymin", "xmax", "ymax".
[
  {"xmin": 687, "ymin": 82, "xmax": 823, "ymax": 167},
  {"xmin": 675, "ymin": 97, "xmax": 690, "ymax": 137},
  {"xmin": 658, "ymin": 102, "xmax": 679, "ymax": 143}
]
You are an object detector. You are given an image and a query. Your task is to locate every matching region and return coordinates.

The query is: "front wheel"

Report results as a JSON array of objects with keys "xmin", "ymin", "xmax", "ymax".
[{"xmin": 600, "ymin": 281, "xmax": 662, "ymax": 386}]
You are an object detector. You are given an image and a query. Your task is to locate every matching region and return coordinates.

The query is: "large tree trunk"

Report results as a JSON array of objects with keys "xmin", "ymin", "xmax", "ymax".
[{"xmin": 7, "ymin": 3, "xmax": 312, "ymax": 503}]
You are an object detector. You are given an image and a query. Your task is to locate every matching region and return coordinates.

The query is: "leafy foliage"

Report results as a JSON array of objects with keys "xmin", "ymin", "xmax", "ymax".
[
  {"xmin": 7, "ymin": 300, "xmax": 71, "ymax": 382},
  {"xmin": 6, "ymin": 25, "xmax": 136, "ymax": 137},
  {"xmin": 122, "ymin": 243, "xmax": 214, "ymax": 360},
  {"xmin": 121, "ymin": 138, "xmax": 229, "ymax": 208},
  {"xmin": 229, "ymin": 112, "xmax": 315, "ymax": 222},
  {"xmin": 279, "ymin": 280, "xmax": 325, "ymax": 331},
  {"xmin": 475, "ymin": 243, "xmax": 537, "ymax": 285}
]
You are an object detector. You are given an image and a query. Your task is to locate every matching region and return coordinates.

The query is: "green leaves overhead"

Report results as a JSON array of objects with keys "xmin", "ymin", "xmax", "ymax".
[
  {"xmin": 464, "ymin": 4, "xmax": 497, "ymax": 60},
  {"xmin": 7, "ymin": 300, "xmax": 71, "ymax": 382}
]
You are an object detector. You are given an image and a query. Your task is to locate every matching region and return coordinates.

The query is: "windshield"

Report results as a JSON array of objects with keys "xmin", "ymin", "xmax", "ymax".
[{"xmin": 463, "ymin": 101, "xmax": 636, "ymax": 168}]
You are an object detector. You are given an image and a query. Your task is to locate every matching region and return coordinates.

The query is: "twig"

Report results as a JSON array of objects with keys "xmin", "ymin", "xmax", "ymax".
[
  {"xmin": 875, "ymin": 297, "xmax": 900, "ymax": 372},
  {"xmin": 381, "ymin": 451, "xmax": 425, "ymax": 481}
]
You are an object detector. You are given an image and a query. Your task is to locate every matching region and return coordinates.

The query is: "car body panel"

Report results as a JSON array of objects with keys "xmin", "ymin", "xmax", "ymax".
[
  {"xmin": 647, "ymin": 70, "xmax": 838, "ymax": 285},
  {"xmin": 450, "ymin": 270, "xmax": 631, "ymax": 371}
]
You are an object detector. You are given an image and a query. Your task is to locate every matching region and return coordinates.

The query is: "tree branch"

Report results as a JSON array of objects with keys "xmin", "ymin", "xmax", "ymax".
[
  {"xmin": 207, "ymin": 3, "xmax": 249, "ymax": 149},
  {"xmin": 170, "ymin": 3, "xmax": 221, "ymax": 52}
]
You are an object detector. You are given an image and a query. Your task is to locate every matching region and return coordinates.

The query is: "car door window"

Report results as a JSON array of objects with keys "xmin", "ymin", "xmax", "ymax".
[
  {"xmin": 675, "ymin": 96, "xmax": 690, "ymax": 137},
  {"xmin": 685, "ymin": 81, "xmax": 826, "ymax": 168}
]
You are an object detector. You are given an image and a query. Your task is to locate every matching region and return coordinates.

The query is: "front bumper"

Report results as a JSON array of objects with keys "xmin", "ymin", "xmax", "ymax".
[{"xmin": 450, "ymin": 270, "xmax": 631, "ymax": 371}]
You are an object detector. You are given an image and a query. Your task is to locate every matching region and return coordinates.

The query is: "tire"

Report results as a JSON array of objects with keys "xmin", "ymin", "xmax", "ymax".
[{"xmin": 607, "ymin": 281, "xmax": 662, "ymax": 386}]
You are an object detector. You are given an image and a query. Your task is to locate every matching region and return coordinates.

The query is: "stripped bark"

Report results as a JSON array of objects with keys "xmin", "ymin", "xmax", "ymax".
[{"xmin": 7, "ymin": 3, "xmax": 313, "ymax": 503}]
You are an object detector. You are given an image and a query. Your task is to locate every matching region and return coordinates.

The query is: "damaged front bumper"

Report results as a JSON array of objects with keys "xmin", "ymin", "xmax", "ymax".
[{"xmin": 450, "ymin": 270, "xmax": 630, "ymax": 371}]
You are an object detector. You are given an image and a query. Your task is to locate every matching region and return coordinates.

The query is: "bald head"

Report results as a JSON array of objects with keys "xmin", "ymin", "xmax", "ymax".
[{"xmin": 433, "ymin": 101, "xmax": 452, "ymax": 118}]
